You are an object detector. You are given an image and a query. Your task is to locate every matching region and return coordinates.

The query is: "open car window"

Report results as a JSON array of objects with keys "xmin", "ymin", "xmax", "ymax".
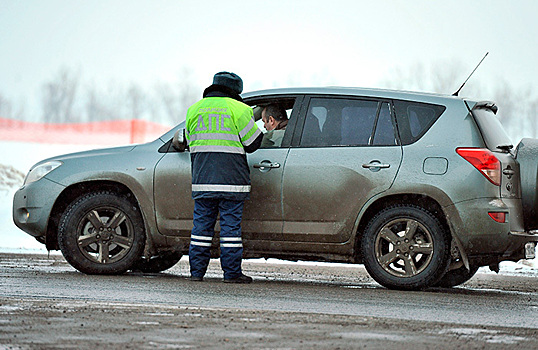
[{"xmin": 248, "ymin": 97, "xmax": 298, "ymax": 148}]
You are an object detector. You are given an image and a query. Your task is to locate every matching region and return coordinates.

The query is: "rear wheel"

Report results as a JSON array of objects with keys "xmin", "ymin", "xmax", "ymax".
[
  {"xmin": 58, "ymin": 191, "xmax": 145, "ymax": 274},
  {"xmin": 361, "ymin": 205, "xmax": 450, "ymax": 290},
  {"xmin": 434, "ymin": 265, "xmax": 479, "ymax": 288}
]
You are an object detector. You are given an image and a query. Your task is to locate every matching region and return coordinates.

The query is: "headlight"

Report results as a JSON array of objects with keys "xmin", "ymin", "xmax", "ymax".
[{"xmin": 24, "ymin": 161, "xmax": 63, "ymax": 185}]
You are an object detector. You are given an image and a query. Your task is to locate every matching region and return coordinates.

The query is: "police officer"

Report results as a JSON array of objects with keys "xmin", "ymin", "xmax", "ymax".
[{"xmin": 185, "ymin": 72, "xmax": 263, "ymax": 283}]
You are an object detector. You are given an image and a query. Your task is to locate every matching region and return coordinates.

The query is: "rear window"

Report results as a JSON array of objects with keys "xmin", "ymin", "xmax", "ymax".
[
  {"xmin": 393, "ymin": 101, "xmax": 446, "ymax": 145},
  {"xmin": 472, "ymin": 107, "xmax": 513, "ymax": 151}
]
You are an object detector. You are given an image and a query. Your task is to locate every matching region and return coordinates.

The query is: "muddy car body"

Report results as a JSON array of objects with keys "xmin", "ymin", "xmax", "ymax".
[{"xmin": 13, "ymin": 87, "xmax": 538, "ymax": 290}]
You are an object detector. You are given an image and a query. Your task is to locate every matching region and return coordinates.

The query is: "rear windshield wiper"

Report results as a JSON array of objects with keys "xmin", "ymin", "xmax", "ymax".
[{"xmin": 497, "ymin": 144, "xmax": 513, "ymax": 152}]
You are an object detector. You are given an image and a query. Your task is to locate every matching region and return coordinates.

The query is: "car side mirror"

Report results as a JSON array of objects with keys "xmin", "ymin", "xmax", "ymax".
[{"xmin": 172, "ymin": 128, "xmax": 187, "ymax": 152}]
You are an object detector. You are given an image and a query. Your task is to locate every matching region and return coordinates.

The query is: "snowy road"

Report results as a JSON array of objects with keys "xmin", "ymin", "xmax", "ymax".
[
  {"xmin": 1, "ymin": 253, "xmax": 537, "ymax": 349},
  {"xmin": 2, "ymin": 253, "xmax": 537, "ymax": 328}
]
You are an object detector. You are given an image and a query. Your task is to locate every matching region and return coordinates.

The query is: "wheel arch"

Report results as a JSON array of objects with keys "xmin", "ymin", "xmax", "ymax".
[
  {"xmin": 354, "ymin": 193, "xmax": 452, "ymax": 263},
  {"xmin": 45, "ymin": 180, "xmax": 147, "ymax": 251}
]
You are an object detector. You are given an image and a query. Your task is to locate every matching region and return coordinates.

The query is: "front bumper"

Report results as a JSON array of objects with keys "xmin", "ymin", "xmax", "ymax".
[{"xmin": 12, "ymin": 177, "xmax": 65, "ymax": 239}]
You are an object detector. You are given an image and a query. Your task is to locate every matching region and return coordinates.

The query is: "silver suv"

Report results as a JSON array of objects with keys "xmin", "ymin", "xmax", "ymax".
[{"xmin": 12, "ymin": 87, "xmax": 538, "ymax": 290}]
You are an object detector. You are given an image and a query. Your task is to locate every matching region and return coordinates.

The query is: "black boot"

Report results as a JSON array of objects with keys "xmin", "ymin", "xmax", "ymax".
[{"xmin": 223, "ymin": 273, "xmax": 252, "ymax": 284}]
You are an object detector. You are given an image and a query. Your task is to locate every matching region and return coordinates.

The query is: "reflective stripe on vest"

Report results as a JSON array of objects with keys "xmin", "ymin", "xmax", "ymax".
[
  {"xmin": 191, "ymin": 184, "xmax": 251, "ymax": 192},
  {"xmin": 186, "ymin": 97, "xmax": 260, "ymax": 155},
  {"xmin": 243, "ymin": 127, "xmax": 262, "ymax": 146},
  {"xmin": 189, "ymin": 145, "xmax": 245, "ymax": 154},
  {"xmin": 188, "ymin": 132, "xmax": 241, "ymax": 142}
]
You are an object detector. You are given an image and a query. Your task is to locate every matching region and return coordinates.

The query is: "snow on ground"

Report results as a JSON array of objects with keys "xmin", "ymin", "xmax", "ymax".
[{"xmin": 0, "ymin": 140, "xmax": 536, "ymax": 276}]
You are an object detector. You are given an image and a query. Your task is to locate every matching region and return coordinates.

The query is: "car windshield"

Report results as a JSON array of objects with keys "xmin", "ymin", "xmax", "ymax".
[{"xmin": 472, "ymin": 107, "xmax": 513, "ymax": 151}]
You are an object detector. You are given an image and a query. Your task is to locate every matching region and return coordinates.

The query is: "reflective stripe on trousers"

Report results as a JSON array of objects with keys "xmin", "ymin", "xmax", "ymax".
[{"xmin": 189, "ymin": 198, "xmax": 244, "ymax": 279}]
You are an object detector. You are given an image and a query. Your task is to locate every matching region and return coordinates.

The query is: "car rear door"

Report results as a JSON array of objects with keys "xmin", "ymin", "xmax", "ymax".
[{"xmin": 280, "ymin": 96, "xmax": 403, "ymax": 247}]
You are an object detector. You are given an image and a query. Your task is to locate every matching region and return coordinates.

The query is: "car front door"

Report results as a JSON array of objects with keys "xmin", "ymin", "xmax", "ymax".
[
  {"xmin": 241, "ymin": 96, "xmax": 302, "ymax": 247},
  {"xmin": 153, "ymin": 135, "xmax": 289, "ymax": 243},
  {"xmin": 153, "ymin": 96, "xmax": 302, "ymax": 244}
]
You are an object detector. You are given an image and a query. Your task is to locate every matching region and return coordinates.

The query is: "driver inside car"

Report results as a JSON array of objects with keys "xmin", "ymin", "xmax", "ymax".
[{"xmin": 260, "ymin": 104, "xmax": 288, "ymax": 147}]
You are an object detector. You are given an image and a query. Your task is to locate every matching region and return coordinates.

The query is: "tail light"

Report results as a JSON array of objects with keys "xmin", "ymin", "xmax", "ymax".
[
  {"xmin": 456, "ymin": 148, "xmax": 501, "ymax": 186},
  {"xmin": 488, "ymin": 212, "xmax": 506, "ymax": 223}
]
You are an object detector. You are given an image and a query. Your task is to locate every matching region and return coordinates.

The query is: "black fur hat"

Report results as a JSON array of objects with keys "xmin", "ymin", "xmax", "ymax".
[{"xmin": 212, "ymin": 72, "xmax": 243, "ymax": 94}]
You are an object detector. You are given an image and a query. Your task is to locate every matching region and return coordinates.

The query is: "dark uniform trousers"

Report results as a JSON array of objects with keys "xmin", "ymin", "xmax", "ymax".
[{"xmin": 189, "ymin": 198, "xmax": 244, "ymax": 279}]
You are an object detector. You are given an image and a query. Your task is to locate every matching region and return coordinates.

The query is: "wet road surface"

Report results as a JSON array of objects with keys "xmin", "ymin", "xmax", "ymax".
[{"xmin": 1, "ymin": 253, "xmax": 537, "ymax": 349}]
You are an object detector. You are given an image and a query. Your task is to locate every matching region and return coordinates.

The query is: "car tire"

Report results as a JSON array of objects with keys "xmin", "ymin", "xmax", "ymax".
[
  {"xmin": 434, "ymin": 265, "xmax": 479, "ymax": 288},
  {"xmin": 361, "ymin": 205, "xmax": 450, "ymax": 290},
  {"xmin": 131, "ymin": 251, "xmax": 183, "ymax": 273},
  {"xmin": 58, "ymin": 191, "xmax": 146, "ymax": 275}
]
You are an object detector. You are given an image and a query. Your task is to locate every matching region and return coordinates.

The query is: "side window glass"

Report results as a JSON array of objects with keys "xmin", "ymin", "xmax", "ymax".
[
  {"xmin": 300, "ymin": 98, "xmax": 394, "ymax": 147},
  {"xmin": 301, "ymin": 105, "xmax": 326, "ymax": 146},
  {"xmin": 372, "ymin": 103, "xmax": 397, "ymax": 146},
  {"xmin": 393, "ymin": 101, "xmax": 446, "ymax": 145},
  {"xmin": 341, "ymin": 104, "xmax": 377, "ymax": 145}
]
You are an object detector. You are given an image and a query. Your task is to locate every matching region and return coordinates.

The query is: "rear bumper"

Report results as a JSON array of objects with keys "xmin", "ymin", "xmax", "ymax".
[
  {"xmin": 509, "ymin": 230, "xmax": 538, "ymax": 240},
  {"xmin": 446, "ymin": 197, "xmax": 534, "ymax": 260},
  {"xmin": 510, "ymin": 231, "xmax": 538, "ymax": 259},
  {"xmin": 12, "ymin": 178, "xmax": 65, "ymax": 239}
]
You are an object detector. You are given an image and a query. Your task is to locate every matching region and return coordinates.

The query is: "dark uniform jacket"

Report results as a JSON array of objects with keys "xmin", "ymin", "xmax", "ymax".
[{"xmin": 185, "ymin": 85, "xmax": 263, "ymax": 201}]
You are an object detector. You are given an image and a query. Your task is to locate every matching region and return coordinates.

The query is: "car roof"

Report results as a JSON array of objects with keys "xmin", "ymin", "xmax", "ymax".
[{"xmin": 242, "ymin": 87, "xmax": 474, "ymax": 106}]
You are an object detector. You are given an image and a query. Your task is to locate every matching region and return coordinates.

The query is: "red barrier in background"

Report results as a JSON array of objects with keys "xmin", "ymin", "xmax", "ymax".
[{"xmin": 0, "ymin": 118, "xmax": 172, "ymax": 145}]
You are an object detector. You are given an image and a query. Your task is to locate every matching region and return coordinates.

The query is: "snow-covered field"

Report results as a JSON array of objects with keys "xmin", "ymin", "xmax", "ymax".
[{"xmin": 1, "ymin": 140, "xmax": 536, "ymax": 276}]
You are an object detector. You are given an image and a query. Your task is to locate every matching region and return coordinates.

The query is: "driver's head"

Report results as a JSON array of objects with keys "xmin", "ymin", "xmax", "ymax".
[{"xmin": 262, "ymin": 104, "xmax": 287, "ymax": 131}]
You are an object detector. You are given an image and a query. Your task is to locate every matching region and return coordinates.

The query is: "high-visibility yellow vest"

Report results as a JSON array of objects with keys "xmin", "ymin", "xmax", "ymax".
[{"xmin": 186, "ymin": 97, "xmax": 260, "ymax": 154}]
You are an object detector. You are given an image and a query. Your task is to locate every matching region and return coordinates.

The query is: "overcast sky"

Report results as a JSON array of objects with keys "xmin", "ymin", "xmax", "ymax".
[{"xmin": 1, "ymin": 0, "xmax": 538, "ymax": 118}]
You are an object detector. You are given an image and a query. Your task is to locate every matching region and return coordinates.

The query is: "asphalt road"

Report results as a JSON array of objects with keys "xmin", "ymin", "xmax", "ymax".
[{"xmin": 1, "ymin": 252, "xmax": 537, "ymax": 349}]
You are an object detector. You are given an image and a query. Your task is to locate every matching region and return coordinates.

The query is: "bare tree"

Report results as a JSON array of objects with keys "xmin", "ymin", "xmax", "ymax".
[
  {"xmin": 156, "ymin": 68, "xmax": 200, "ymax": 125},
  {"xmin": 529, "ymin": 99, "xmax": 538, "ymax": 138},
  {"xmin": 41, "ymin": 68, "xmax": 80, "ymax": 123},
  {"xmin": 0, "ymin": 94, "xmax": 27, "ymax": 121},
  {"xmin": 491, "ymin": 81, "xmax": 537, "ymax": 141},
  {"xmin": 382, "ymin": 61, "xmax": 471, "ymax": 95},
  {"xmin": 84, "ymin": 82, "xmax": 130, "ymax": 122},
  {"xmin": 85, "ymin": 85, "xmax": 99, "ymax": 123},
  {"xmin": 381, "ymin": 61, "xmax": 538, "ymax": 141},
  {"xmin": 84, "ymin": 84, "xmax": 114, "ymax": 122},
  {"xmin": 36, "ymin": 66, "xmax": 204, "ymax": 126},
  {"xmin": 0, "ymin": 94, "xmax": 13, "ymax": 119},
  {"xmin": 126, "ymin": 84, "xmax": 146, "ymax": 120}
]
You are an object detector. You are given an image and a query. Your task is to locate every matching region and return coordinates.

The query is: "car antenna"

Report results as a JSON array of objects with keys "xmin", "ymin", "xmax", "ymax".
[{"xmin": 452, "ymin": 52, "xmax": 489, "ymax": 96}]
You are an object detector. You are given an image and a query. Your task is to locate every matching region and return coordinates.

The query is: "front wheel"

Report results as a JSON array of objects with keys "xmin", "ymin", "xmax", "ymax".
[
  {"xmin": 361, "ymin": 205, "xmax": 450, "ymax": 290},
  {"xmin": 58, "ymin": 191, "xmax": 146, "ymax": 274}
]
